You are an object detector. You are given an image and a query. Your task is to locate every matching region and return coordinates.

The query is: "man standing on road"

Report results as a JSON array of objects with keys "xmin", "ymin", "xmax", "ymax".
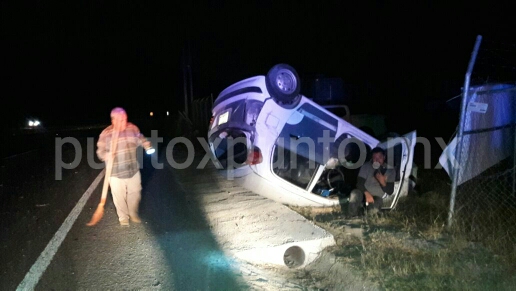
[
  {"xmin": 96, "ymin": 107, "xmax": 152, "ymax": 226},
  {"xmin": 347, "ymin": 147, "xmax": 395, "ymax": 217}
]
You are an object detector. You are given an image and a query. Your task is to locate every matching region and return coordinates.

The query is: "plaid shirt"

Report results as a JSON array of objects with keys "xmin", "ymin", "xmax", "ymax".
[{"xmin": 96, "ymin": 122, "xmax": 148, "ymax": 179}]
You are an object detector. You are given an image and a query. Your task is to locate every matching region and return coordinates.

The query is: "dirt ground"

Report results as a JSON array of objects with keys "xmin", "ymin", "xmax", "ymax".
[
  {"xmin": 285, "ymin": 208, "xmax": 381, "ymax": 291},
  {"xmin": 281, "ymin": 183, "xmax": 516, "ymax": 290}
]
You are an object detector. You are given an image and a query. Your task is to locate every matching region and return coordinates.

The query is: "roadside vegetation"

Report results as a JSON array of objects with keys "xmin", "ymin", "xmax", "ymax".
[{"xmin": 293, "ymin": 168, "xmax": 516, "ymax": 290}]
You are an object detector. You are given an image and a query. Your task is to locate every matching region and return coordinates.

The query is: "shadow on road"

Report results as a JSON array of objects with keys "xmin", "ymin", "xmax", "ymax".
[
  {"xmin": 1, "ymin": 121, "xmax": 247, "ymax": 289},
  {"xmin": 138, "ymin": 138, "xmax": 248, "ymax": 290}
]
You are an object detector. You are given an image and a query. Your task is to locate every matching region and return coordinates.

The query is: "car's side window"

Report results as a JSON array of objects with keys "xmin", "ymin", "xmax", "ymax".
[
  {"xmin": 272, "ymin": 145, "xmax": 320, "ymax": 190},
  {"xmin": 277, "ymin": 103, "xmax": 338, "ymax": 166}
]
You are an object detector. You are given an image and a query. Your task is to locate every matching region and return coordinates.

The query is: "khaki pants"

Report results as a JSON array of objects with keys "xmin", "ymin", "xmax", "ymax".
[{"xmin": 109, "ymin": 172, "xmax": 142, "ymax": 221}]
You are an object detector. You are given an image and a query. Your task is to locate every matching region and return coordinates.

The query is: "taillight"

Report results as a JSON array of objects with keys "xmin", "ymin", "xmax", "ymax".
[{"xmin": 246, "ymin": 147, "xmax": 263, "ymax": 165}]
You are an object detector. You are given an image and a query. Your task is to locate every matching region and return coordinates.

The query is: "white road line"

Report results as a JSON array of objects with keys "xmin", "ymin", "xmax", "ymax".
[{"xmin": 16, "ymin": 170, "xmax": 105, "ymax": 291}]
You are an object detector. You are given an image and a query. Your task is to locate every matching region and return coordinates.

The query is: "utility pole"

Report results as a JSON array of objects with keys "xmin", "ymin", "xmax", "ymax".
[
  {"xmin": 187, "ymin": 40, "xmax": 194, "ymax": 112},
  {"xmin": 182, "ymin": 41, "xmax": 194, "ymax": 120},
  {"xmin": 182, "ymin": 46, "xmax": 189, "ymax": 117}
]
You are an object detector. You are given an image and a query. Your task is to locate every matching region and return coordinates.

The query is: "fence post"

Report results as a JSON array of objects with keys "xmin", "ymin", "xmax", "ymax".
[
  {"xmin": 447, "ymin": 35, "xmax": 482, "ymax": 229},
  {"xmin": 513, "ymin": 93, "xmax": 516, "ymax": 197}
]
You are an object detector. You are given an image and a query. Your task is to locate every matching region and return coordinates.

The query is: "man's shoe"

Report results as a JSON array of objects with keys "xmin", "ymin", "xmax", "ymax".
[
  {"xmin": 130, "ymin": 215, "xmax": 142, "ymax": 223},
  {"xmin": 120, "ymin": 219, "xmax": 130, "ymax": 226}
]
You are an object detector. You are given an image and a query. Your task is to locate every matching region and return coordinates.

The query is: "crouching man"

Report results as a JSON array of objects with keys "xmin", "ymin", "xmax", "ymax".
[{"xmin": 348, "ymin": 147, "xmax": 395, "ymax": 217}]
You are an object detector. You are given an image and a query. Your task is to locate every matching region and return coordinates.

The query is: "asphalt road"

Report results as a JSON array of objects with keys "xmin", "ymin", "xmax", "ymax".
[
  {"xmin": 1, "ymin": 126, "xmax": 327, "ymax": 290},
  {"xmin": 0, "ymin": 125, "xmax": 253, "ymax": 290}
]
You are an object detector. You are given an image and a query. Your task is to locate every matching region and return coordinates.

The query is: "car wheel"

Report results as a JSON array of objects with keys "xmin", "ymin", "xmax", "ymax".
[{"xmin": 266, "ymin": 63, "xmax": 301, "ymax": 107}]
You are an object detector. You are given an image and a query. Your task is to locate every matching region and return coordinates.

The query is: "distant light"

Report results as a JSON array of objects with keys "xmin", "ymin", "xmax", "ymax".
[
  {"xmin": 28, "ymin": 120, "xmax": 41, "ymax": 127},
  {"xmin": 150, "ymin": 112, "xmax": 154, "ymax": 117},
  {"xmin": 166, "ymin": 111, "xmax": 169, "ymax": 116}
]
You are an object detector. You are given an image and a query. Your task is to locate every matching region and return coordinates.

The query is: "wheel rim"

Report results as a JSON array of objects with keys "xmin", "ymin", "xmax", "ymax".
[{"xmin": 275, "ymin": 69, "xmax": 297, "ymax": 94}]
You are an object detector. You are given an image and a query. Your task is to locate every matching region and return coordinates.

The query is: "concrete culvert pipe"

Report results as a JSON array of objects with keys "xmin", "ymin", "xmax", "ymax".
[{"xmin": 283, "ymin": 246, "xmax": 305, "ymax": 268}]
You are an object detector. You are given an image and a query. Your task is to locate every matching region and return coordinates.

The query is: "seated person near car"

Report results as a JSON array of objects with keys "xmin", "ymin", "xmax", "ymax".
[{"xmin": 348, "ymin": 147, "xmax": 395, "ymax": 217}]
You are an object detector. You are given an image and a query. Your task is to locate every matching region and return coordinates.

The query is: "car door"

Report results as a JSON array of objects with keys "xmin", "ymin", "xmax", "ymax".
[{"xmin": 377, "ymin": 130, "xmax": 417, "ymax": 210}]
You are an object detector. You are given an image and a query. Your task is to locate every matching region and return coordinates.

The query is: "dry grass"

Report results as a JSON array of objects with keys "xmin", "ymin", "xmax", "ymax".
[{"xmin": 297, "ymin": 168, "xmax": 516, "ymax": 290}]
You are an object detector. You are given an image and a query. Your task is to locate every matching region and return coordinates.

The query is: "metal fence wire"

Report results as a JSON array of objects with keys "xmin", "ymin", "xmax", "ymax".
[
  {"xmin": 452, "ymin": 84, "xmax": 516, "ymax": 248},
  {"xmin": 447, "ymin": 36, "xmax": 516, "ymax": 255}
]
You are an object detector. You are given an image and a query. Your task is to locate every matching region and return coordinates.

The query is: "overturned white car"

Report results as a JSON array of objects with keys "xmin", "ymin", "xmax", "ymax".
[{"xmin": 208, "ymin": 64, "xmax": 416, "ymax": 209}]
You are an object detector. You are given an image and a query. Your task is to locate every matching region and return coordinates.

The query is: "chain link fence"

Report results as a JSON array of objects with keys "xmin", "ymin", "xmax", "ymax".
[{"xmin": 449, "ymin": 36, "xmax": 516, "ymax": 254}]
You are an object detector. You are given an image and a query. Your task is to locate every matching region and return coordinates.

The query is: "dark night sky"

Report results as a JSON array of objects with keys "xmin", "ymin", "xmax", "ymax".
[{"xmin": 2, "ymin": 1, "xmax": 516, "ymax": 136}]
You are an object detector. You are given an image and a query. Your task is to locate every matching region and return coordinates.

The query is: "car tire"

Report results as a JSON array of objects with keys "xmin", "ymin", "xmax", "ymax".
[{"xmin": 266, "ymin": 63, "xmax": 301, "ymax": 108}]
